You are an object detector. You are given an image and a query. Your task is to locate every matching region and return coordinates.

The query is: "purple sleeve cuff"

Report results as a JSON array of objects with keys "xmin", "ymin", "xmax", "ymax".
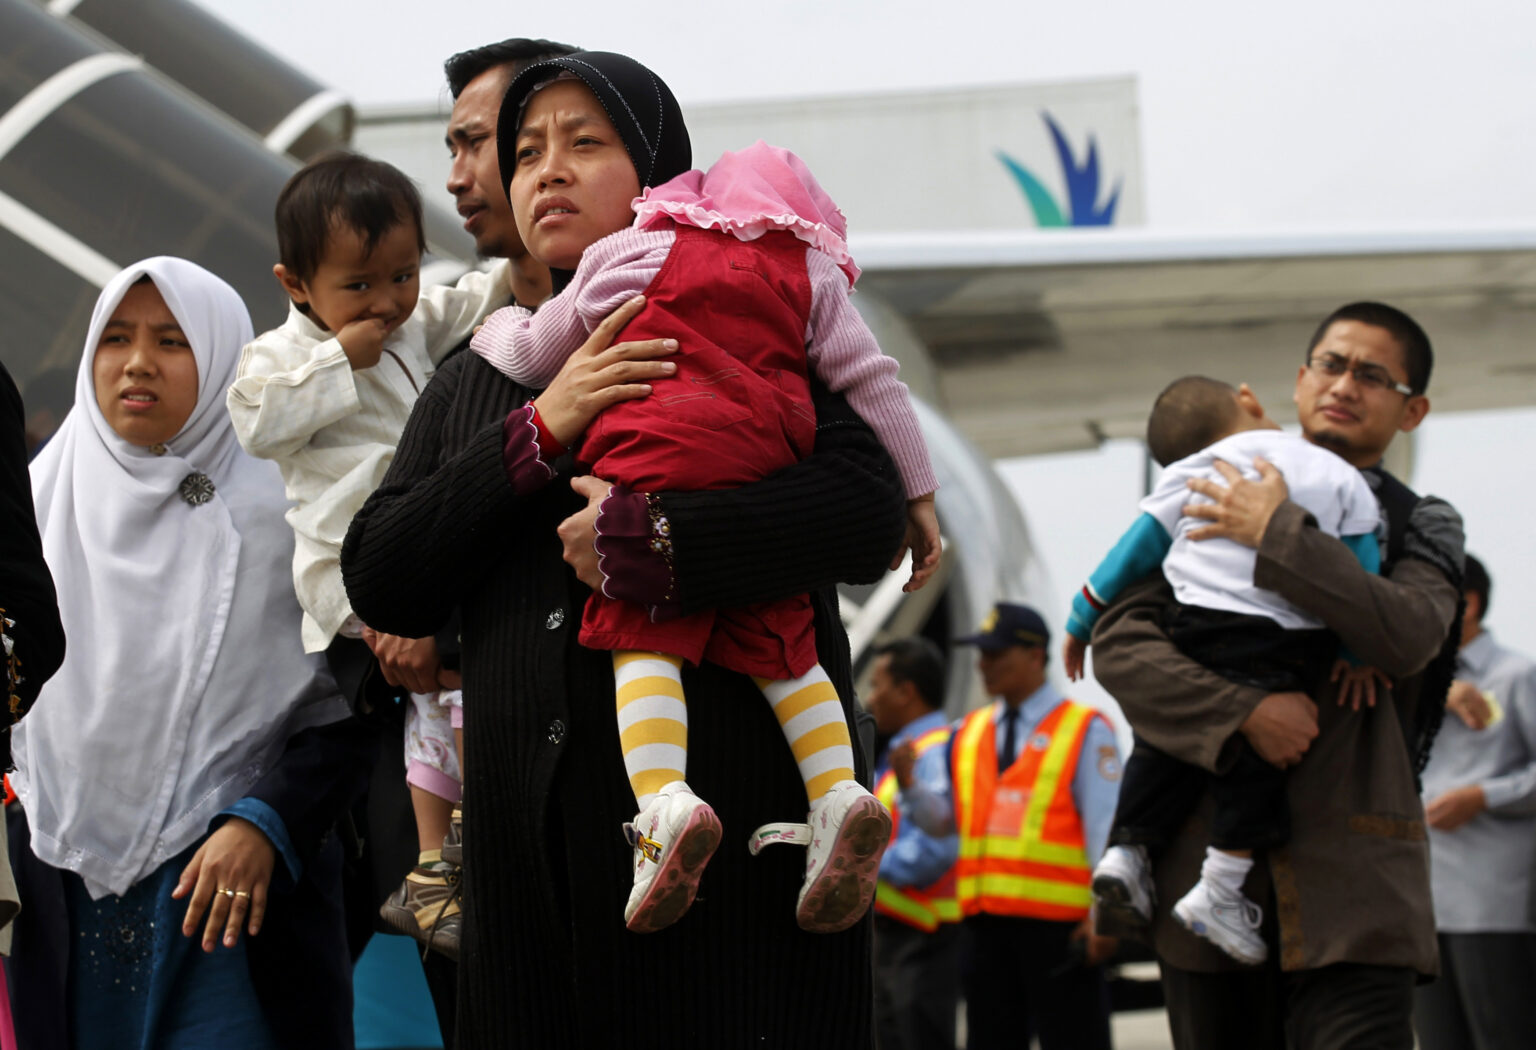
[
  {"xmin": 501, "ymin": 403, "xmax": 556, "ymax": 495},
  {"xmin": 593, "ymin": 486, "xmax": 682, "ymax": 620}
]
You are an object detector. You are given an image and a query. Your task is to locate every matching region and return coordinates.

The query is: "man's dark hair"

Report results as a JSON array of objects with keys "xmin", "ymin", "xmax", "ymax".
[
  {"xmin": 1464, "ymin": 553, "xmax": 1490, "ymax": 620},
  {"xmin": 444, "ymin": 38, "xmax": 580, "ymax": 99},
  {"xmin": 1146, "ymin": 375, "xmax": 1241, "ymax": 468},
  {"xmin": 1307, "ymin": 301, "xmax": 1434, "ymax": 395},
  {"xmin": 874, "ymin": 637, "xmax": 946, "ymax": 711},
  {"xmin": 275, "ymin": 152, "xmax": 424, "ymax": 284}
]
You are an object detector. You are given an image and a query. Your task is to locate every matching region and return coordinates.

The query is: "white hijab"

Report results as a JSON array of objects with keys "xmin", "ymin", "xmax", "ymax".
[{"xmin": 14, "ymin": 257, "xmax": 350, "ymax": 899}]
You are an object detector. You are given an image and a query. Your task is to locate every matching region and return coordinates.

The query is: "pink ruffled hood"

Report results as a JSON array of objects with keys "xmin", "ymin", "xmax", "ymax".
[{"xmin": 633, "ymin": 141, "xmax": 860, "ymax": 286}]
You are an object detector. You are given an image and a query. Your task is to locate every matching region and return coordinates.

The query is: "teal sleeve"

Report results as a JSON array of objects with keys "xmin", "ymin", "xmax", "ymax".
[
  {"xmin": 1336, "ymin": 532, "xmax": 1381, "ymax": 665},
  {"xmin": 1067, "ymin": 513, "xmax": 1173, "ymax": 641},
  {"xmin": 1341, "ymin": 532, "xmax": 1379, "ymax": 575}
]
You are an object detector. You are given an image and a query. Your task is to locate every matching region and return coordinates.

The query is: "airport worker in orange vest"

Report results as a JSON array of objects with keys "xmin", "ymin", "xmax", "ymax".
[
  {"xmin": 867, "ymin": 637, "xmax": 962, "ymax": 1050},
  {"xmin": 896, "ymin": 602, "xmax": 1121, "ymax": 1050}
]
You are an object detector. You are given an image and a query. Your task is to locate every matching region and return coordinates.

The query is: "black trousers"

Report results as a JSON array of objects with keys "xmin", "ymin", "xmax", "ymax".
[
  {"xmin": 1109, "ymin": 609, "xmax": 1333, "ymax": 854},
  {"xmin": 873, "ymin": 914, "xmax": 960, "ymax": 1050},
  {"xmin": 1110, "ymin": 735, "xmax": 1288, "ymax": 851},
  {"xmin": 328, "ymin": 637, "xmax": 457, "ymax": 1046},
  {"xmin": 960, "ymin": 914, "xmax": 1111, "ymax": 1050},
  {"xmin": 1160, "ymin": 956, "xmax": 1416, "ymax": 1050},
  {"xmin": 1415, "ymin": 931, "xmax": 1536, "ymax": 1050}
]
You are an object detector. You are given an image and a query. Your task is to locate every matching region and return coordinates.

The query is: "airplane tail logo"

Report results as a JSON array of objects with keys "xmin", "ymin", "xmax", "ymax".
[{"xmin": 997, "ymin": 112, "xmax": 1122, "ymax": 227}]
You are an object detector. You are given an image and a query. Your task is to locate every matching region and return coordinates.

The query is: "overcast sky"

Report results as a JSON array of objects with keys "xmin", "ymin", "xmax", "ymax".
[{"xmin": 197, "ymin": 0, "xmax": 1536, "ymax": 231}]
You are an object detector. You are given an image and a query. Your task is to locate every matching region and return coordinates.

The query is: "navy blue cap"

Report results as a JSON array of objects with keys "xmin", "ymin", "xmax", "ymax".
[{"xmin": 955, "ymin": 602, "xmax": 1049, "ymax": 652}]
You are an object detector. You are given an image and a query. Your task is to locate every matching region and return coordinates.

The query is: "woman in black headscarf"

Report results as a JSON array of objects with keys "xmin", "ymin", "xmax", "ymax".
[{"xmin": 344, "ymin": 51, "xmax": 905, "ymax": 1048}]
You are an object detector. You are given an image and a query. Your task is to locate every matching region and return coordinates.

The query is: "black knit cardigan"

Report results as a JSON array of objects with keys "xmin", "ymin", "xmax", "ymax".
[
  {"xmin": 342, "ymin": 350, "xmax": 906, "ymax": 1048},
  {"xmin": 1, "ymin": 361, "xmax": 64, "ymax": 769}
]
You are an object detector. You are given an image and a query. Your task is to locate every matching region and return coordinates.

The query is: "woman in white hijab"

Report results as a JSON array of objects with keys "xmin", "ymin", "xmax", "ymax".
[{"xmin": 6, "ymin": 257, "xmax": 369, "ymax": 1049}]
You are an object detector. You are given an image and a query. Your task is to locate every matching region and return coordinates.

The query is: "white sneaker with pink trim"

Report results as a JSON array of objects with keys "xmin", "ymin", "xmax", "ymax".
[
  {"xmin": 622, "ymin": 782, "xmax": 722, "ymax": 934},
  {"xmin": 750, "ymin": 781, "xmax": 892, "ymax": 933}
]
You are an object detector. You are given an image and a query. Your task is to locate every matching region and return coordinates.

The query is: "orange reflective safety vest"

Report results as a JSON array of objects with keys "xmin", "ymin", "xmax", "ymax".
[
  {"xmin": 873, "ymin": 726, "xmax": 960, "ymax": 932},
  {"xmin": 952, "ymin": 699, "xmax": 1100, "ymax": 921}
]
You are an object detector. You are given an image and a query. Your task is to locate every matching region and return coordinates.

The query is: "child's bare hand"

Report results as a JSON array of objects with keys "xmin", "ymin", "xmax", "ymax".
[
  {"xmin": 338, "ymin": 317, "xmax": 389, "ymax": 370},
  {"xmin": 895, "ymin": 495, "xmax": 941, "ymax": 592},
  {"xmin": 1331, "ymin": 659, "xmax": 1392, "ymax": 711},
  {"xmin": 1063, "ymin": 635, "xmax": 1088, "ymax": 682}
]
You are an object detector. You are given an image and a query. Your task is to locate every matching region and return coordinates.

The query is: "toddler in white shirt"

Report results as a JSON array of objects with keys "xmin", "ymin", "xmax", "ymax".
[{"xmin": 228, "ymin": 152, "xmax": 507, "ymax": 960}]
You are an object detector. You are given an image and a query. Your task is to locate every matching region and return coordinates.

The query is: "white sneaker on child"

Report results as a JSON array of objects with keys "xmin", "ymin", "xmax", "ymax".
[
  {"xmin": 749, "ymin": 781, "xmax": 892, "ymax": 934},
  {"xmin": 1092, "ymin": 844, "xmax": 1156, "ymax": 930},
  {"xmin": 1171, "ymin": 878, "xmax": 1268, "ymax": 965},
  {"xmin": 622, "ymin": 782, "xmax": 722, "ymax": 934}
]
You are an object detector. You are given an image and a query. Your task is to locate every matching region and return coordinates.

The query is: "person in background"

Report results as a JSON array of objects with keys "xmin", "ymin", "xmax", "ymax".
[
  {"xmin": 869, "ymin": 637, "xmax": 960, "ymax": 1050},
  {"xmin": 1415, "ymin": 554, "xmax": 1536, "ymax": 1050},
  {"xmin": 897, "ymin": 602, "xmax": 1119, "ymax": 1050}
]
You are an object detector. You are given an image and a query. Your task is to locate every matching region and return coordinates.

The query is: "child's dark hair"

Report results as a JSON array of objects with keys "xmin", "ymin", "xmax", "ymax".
[
  {"xmin": 275, "ymin": 152, "xmax": 424, "ymax": 283},
  {"xmin": 1146, "ymin": 376, "xmax": 1242, "ymax": 467}
]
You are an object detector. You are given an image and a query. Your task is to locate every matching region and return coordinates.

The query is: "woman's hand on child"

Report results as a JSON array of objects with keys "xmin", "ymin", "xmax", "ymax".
[
  {"xmin": 1184, "ymin": 457, "xmax": 1289, "ymax": 549},
  {"xmin": 1330, "ymin": 660, "xmax": 1392, "ymax": 711},
  {"xmin": 895, "ymin": 495, "xmax": 941, "ymax": 592},
  {"xmin": 559, "ymin": 475, "xmax": 615, "ymax": 590},
  {"xmin": 1063, "ymin": 636, "xmax": 1088, "ymax": 682},
  {"xmin": 173, "ymin": 817, "xmax": 277, "ymax": 952},
  {"xmin": 338, "ymin": 317, "xmax": 389, "ymax": 371},
  {"xmin": 532, "ymin": 295, "xmax": 678, "ymax": 447}
]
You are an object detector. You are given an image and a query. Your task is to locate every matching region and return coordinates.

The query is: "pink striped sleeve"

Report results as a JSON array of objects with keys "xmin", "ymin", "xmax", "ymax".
[
  {"xmin": 803, "ymin": 249, "xmax": 938, "ymax": 498},
  {"xmin": 469, "ymin": 228, "xmax": 672, "ymax": 387}
]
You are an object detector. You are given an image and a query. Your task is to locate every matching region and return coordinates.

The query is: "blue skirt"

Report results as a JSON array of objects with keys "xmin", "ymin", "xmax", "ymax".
[{"xmin": 66, "ymin": 841, "xmax": 279, "ymax": 1050}]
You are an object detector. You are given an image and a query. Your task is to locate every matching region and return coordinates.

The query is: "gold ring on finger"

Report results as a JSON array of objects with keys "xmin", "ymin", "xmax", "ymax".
[
  {"xmin": 220, "ymin": 888, "xmax": 236, "ymax": 898},
  {"xmin": 233, "ymin": 890, "xmax": 251, "ymax": 899}
]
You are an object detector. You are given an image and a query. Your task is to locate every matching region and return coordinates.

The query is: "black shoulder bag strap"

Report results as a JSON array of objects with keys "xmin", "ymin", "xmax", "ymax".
[{"xmin": 1368, "ymin": 466, "xmax": 1463, "ymax": 788}]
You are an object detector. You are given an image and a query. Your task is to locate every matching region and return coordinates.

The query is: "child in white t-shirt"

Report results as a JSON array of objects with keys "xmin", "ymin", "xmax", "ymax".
[{"xmin": 1064, "ymin": 376, "xmax": 1384, "ymax": 966}]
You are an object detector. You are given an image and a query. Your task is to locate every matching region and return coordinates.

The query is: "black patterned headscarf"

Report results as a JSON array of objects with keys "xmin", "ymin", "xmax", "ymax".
[{"xmin": 496, "ymin": 51, "xmax": 692, "ymax": 289}]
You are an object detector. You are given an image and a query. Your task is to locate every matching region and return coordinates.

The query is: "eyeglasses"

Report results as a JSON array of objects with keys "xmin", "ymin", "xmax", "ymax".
[{"xmin": 1306, "ymin": 353, "xmax": 1415, "ymax": 395}]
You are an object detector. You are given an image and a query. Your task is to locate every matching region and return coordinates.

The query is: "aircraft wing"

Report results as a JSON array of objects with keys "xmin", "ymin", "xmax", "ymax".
[{"xmin": 850, "ymin": 227, "xmax": 1536, "ymax": 459}]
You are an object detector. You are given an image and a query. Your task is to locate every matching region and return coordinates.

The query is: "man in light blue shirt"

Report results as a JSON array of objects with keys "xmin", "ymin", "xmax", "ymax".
[
  {"xmin": 1416, "ymin": 555, "xmax": 1536, "ymax": 1050},
  {"xmin": 868, "ymin": 637, "xmax": 960, "ymax": 1050}
]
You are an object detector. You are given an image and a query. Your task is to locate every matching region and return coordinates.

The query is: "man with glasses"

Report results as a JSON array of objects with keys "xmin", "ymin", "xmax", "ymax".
[{"xmin": 1090, "ymin": 302, "xmax": 1464, "ymax": 1049}]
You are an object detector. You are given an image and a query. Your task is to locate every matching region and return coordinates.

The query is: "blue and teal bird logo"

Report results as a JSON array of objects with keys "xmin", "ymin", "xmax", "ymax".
[{"xmin": 997, "ymin": 112, "xmax": 1121, "ymax": 227}]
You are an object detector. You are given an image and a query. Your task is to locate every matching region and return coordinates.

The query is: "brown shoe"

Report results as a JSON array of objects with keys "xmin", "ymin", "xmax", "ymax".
[{"xmin": 380, "ymin": 863, "xmax": 461, "ymax": 960}]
